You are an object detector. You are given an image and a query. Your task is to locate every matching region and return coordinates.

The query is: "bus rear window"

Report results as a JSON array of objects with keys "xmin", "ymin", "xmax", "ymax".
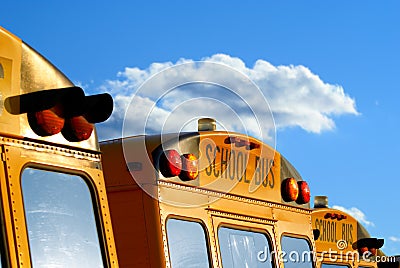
[
  {"xmin": 218, "ymin": 226, "xmax": 274, "ymax": 268},
  {"xmin": 21, "ymin": 168, "xmax": 104, "ymax": 267},
  {"xmin": 281, "ymin": 235, "xmax": 313, "ymax": 268},
  {"xmin": 166, "ymin": 218, "xmax": 210, "ymax": 267}
]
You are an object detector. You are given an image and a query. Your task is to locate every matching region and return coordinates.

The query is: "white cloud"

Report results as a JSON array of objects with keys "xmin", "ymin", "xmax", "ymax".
[
  {"xmin": 389, "ymin": 237, "xmax": 400, "ymax": 242},
  {"xmin": 332, "ymin": 205, "xmax": 375, "ymax": 227},
  {"xmin": 95, "ymin": 54, "xmax": 359, "ymax": 140}
]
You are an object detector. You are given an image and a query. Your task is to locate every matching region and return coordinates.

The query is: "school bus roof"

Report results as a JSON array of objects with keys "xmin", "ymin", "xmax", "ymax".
[
  {"xmin": 312, "ymin": 208, "xmax": 386, "ymax": 254},
  {"xmin": 101, "ymin": 131, "xmax": 311, "ymax": 208},
  {"xmin": 0, "ymin": 26, "xmax": 111, "ymax": 152}
]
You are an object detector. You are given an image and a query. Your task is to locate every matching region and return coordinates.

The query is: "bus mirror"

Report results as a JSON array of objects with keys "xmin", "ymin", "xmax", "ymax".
[{"xmin": 313, "ymin": 229, "xmax": 320, "ymax": 240}]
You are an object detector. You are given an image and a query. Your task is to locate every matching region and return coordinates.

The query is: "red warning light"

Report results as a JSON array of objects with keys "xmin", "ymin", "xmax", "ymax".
[
  {"xmin": 159, "ymin": 150, "xmax": 182, "ymax": 177},
  {"xmin": 296, "ymin": 181, "xmax": 311, "ymax": 204},
  {"xmin": 281, "ymin": 178, "xmax": 299, "ymax": 202},
  {"xmin": 179, "ymin": 154, "xmax": 198, "ymax": 181},
  {"xmin": 29, "ymin": 109, "xmax": 65, "ymax": 136},
  {"xmin": 62, "ymin": 116, "xmax": 94, "ymax": 142}
]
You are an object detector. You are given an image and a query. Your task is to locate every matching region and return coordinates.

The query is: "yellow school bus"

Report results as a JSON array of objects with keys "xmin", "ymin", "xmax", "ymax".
[
  {"xmin": 312, "ymin": 197, "xmax": 398, "ymax": 268},
  {"xmin": 0, "ymin": 27, "xmax": 118, "ymax": 267},
  {"xmin": 101, "ymin": 118, "xmax": 316, "ymax": 268}
]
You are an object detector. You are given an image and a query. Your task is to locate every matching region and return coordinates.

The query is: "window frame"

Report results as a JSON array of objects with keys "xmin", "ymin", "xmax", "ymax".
[
  {"xmin": 165, "ymin": 215, "xmax": 211, "ymax": 268},
  {"xmin": 217, "ymin": 224, "xmax": 276, "ymax": 268},
  {"xmin": 280, "ymin": 233, "xmax": 315, "ymax": 268},
  {"xmin": 20, "ymin": 163, "xmax": 108, "ymax": 267},
  {"xmin": 211, "ymin": 214, "xmax": 277, "ymax": 268},
  {"xmin": 0, "ymin": 142, "xmax": 117, "ymax": 267}
]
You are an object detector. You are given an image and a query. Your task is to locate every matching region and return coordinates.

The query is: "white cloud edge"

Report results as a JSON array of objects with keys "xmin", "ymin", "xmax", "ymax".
[
  {"xmin": 332, "ymin": 205, "xmax": 375, "ymax": 227},
  {"xmin": 88, "ymin": 53, "xmax": 359, "ymax": 140},
  {"xmin": 389, "ymin": 237, "xmax": 400, "ymax": 243}
]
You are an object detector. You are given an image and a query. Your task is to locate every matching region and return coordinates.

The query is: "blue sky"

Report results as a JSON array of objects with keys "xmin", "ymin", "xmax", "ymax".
[{"xmin": 3, "ymin": 1, "xmax": 400, "ymax": 255}]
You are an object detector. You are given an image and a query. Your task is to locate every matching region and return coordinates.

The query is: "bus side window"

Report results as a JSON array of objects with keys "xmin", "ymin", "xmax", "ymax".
[
  {"xmin": 21, "ymin": 168, "xmax": 104, "ymax": 268},
  {"xmin": 218, "ymin": 226, "xmax": 274, "ymax": 268},
  {"xmin": 281, "ymin": 235, "xmax": 313, "ymax": 268},
  {"xmin": 166, "ymin": 218, "xmax": 210, "ymax": 268}
]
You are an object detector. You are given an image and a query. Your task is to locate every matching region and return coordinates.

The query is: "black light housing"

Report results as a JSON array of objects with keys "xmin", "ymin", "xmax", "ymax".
[
  {"xmin": 352, "ymin": 238, "xmax": 384, "ymax": 250},
  {"xmin": 5, "ymin": 87, "xmax": 113, "ymax": 141}
]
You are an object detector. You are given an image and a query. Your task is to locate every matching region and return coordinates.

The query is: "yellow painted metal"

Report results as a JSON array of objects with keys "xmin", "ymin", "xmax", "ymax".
[
  {"xmin": 0, "ymin": 27, "xmax": 22, "ymax": 137},
  {"xmin": 312, "ymin": 208, "xmax": 378, "ymax": 268},
  {"xmin": 210, "ymin": 213, "xmax": 277, "ymax": 268},
  {"xmin": 312, "ymin": 208, "xmax": 357, "ymax": 253},
  {"xmin": 0, "ymin": 137, "xmax": 119, "ymax": 267},
  {"xmin": 102, "ymin": 134, "xmax": 315, "ymax": 268},
  {"xmin": 1, "ymin": 138, "xmax": 118, "ymax": 267},
  {"xmin": 0, "ymin": 26, "xmax": 119, "ymax": 267},
  {"xmin": 198, "ymin": 132, "xmax": 280, "ymax": 203},
  {"xmin": 0, "ymin": 26, "xmax": 100, "ymax": 151}
]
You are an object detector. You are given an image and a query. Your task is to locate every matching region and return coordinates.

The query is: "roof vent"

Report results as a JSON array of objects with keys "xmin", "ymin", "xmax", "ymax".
[
  {"xmin": 314, "ymin": 195, "xmax": 328, "ymax": 208},
  {"xmin": 198, "ymin": 118, "xmax": 216, "ymax": 131}
]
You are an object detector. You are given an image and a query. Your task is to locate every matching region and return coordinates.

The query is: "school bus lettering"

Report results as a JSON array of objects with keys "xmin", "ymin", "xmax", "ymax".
[
  {"xmin": 341, "ymin": 223, "xmax": 353, "ymax": 245},
  {"xmin": 254, "ymin": 156, "xmax": 275, "ymax": 188},
  {"xmin": 315, "ymin": 219, "xmax": 338, "ymax": 243},
  {"xmin": 220, "ymin": 147, "xmax": 228, "ymax": 178},
  {"xmin": 205, "ymin": 143, "xmax": 249, "ymax": 182},
  {"xmin": 236, "ymin": 149, "xmax": 245, "ymax": 182},
  {"xmin": 204, "ymin": 143, "xmax": 274, "ymax": 188},
  {"xmin": 205, "ymin": 143, "xmax": 216, "ymax": 176},
  {"xmin": 103, "ymin": 127, "xmax": 315, "ymax": 267},
  {"xmin": 315, "ymin": 218, "xmax": 354, "ymax": 245},
  {"xmin": 311, "ymin": 207, "xmax": 387, "ymax": 268}
]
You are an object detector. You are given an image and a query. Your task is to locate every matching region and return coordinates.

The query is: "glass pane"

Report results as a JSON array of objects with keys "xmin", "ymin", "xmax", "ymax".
[
  {"xmin": 218, "ymin": 227, "xmax": 274, "ymax": 268},
  {"xmin": 321, "ymin": 264, "xmax": 350, "ymax": 268},
  {"xmin": 166, "ymin": 218, "xmax": 209, "ymax": 268},
  {"xmin": 22, "ymin": 168, "xmax": 104, "ymax": 267},
  {"xmin": 281, "ymin": 236, "xmax": 313, "ymax": 268}
]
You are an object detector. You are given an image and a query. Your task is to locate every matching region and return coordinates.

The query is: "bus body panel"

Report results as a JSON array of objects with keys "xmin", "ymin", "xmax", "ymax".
[
  {"xmin": 102, "ymin": 139, "xmax": 165, "ymax": 268},
  {"xmin": 0, "ymin": 137, "xmax": 119, "ymax": 267},
  {"xmin": 101, "ymin": 133, "xmax": 315, "ymax": 268},
  {"xmin": 0, "ymin": 26, "xmax": 119, "ymax": 267},
  {"xmin": 312, "ymin": 208, "xmax": 379, "ymax": 268}
]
